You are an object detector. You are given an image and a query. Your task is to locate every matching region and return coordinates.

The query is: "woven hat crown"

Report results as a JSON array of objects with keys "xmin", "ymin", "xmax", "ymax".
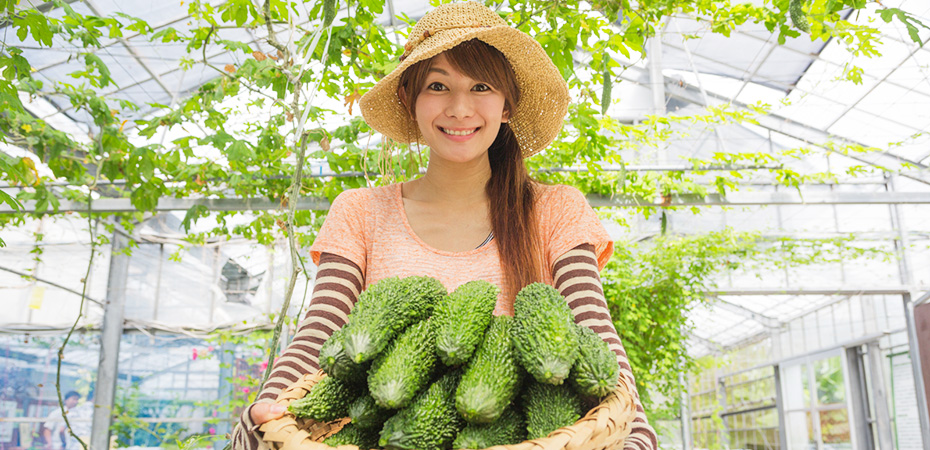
[{"xmin": 400, "ymin": 2, "xmax": 508, "ymax": 61}]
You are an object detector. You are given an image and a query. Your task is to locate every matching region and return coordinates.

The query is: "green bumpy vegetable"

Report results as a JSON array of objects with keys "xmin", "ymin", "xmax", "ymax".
[
  {"xmin": 789, "ymin": 0, "xmax": 810, "ymax": 32},
  {"xmin": 321, "ymin": 0, "xmax": 337, "ymax": 28},
  {"xmin": 523, "ymin": 381, "xmax": 583, "ymax": 440},
  {"xmin": 368, "ymin": 319, "xmax": 438, "ymax": 409},
  {"xmin": 456, "ymin": 315, "xmax": 522, "ymax": 423},
  {"xmin": 288, "ymin": 375, "xmax": 359, "ymax": 422},
  {"xmin": 323, "ymin": 423, "xmax": 380, "ymax": 449},
  {"xmin": 378, "ymin": 371, "xmax": 464, "ymax": 450},
  {"xmin": 453, "ymin": 406, "xmax": 526, "ymax": 449},
  {"xmin": 343, "ymin": 276, "xmax": 446, "ymax": 364},
  {"xmin": 601, "ymin": 61, "xmax": 612, "ymax": 115},
  {"xmin": 319, "ymin": 327, "xmax": 367, "ymax": 384},
  {"xmin": 570, "ymin": 324, "xmax": 620, "ymax": 398},
  {"xmin": 512, "ymin": 283, "xmax": 579, "ymax": 385},
  {"xmin": 434, "ymin": 280, "xmax": 498, "ymax": 366},
  {"xmin": 348, "ymin": 392, "xmax": 390, "ymax": 430}
]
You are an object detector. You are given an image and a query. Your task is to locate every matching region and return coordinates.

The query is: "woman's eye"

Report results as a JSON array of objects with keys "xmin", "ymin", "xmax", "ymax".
[
  {"xmin": 473, "ymin": 84, "xmax": 491, "ymax": 92},
  {"xmin": 427, "ymin": 82, "xmax": 446, "ymax": 91}
]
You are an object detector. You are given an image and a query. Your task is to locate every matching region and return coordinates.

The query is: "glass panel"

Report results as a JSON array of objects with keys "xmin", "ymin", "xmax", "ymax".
[
  {"xmin": 782, "ymin": 363, "xmax": 808, "ymax": 410},
  {"xmin": 820, "ymin": 409, "xmax": 852, "ymax": 450},
  {"xmin": 787, "ymin": 411, "xmax": 814, "ymax": 450},
  {"xmin": 815, "ymin": 356, "xmax": 845, "ymax": 405},
  {"xmin": 801, "ymin": 363, "xmax": 811, "ymax": 408}
]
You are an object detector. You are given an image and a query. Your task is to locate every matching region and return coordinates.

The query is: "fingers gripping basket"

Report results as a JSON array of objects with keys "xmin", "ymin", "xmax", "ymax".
[{"xmin": 258, "ymin": 370, "xmax": 637, "ymax": 450}]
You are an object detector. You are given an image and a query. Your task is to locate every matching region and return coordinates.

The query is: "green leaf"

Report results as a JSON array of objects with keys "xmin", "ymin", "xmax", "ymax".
[
  {"xmin": 227, "ymin": 140, "xmax": 255, "ymax": 164},
  {"xmin": 181, "ymin": 204, "xmax": 209, "ymax": 232},
  {"xmin": 13, "ymin": 11, "xmax": 54, "ymax": 47},
  {"xmin": 0, "ymin": 189, "xmax": 23, "ymax": 211}
]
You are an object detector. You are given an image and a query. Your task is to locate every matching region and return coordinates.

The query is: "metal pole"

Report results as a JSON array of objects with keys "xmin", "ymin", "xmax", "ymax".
[
  {"xmin": 887, "ymin": 174, "xmax": 930, "ymax": 450},
  {"xmin": 903, "ymin": 293, "xmax": 930, "ymax": 449},
  {"xmin": 773, "ymin": 365, "xmax": 789, "ymax": 450},
  {"xmin": 845, "ymin": 346, "xmax": 872, "ymax": 450},
  {"xmin": 680, "ymin": 371, "xmax": 692, "ymax": 450},
  {"xmin": 90, "ymin": 229, "xmax": 130, "ymax": 450},
  {"xmin": 866, "ymin": 341, "xmax": 894, "ymax": 450}
]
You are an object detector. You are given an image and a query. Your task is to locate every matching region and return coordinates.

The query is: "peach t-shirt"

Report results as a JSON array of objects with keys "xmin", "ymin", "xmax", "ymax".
[{"xmin": 309, "ymin": 183, "xmax": 613, "ymax": 315}]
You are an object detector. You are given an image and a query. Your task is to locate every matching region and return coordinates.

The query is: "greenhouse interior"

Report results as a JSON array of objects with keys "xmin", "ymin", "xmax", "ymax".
[{"xmin": 1, "ymin": 0, "xmax": 929, "ymax": 449}]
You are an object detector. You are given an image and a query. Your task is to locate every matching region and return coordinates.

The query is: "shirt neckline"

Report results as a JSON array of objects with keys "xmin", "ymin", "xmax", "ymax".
[{"xmin": 393, "ymin": 183, "xmax": 496, "ymax": 257}]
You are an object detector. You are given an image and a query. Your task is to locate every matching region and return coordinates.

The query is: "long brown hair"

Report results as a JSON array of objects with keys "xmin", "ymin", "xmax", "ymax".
[{"xmin": 397, "ymin": 39, "xmax": 542, "ymax": 301}]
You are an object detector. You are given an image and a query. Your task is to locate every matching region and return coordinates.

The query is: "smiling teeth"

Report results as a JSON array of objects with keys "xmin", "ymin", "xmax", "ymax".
[{"xmin": 442, "ymin": 128, "xmax": 476, "ymax": 136}]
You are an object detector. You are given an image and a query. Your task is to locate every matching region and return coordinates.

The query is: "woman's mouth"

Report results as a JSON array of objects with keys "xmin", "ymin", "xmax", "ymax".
[{"xmin": 440, "ymin": 127, "xmax": 478, "ymax": 136}]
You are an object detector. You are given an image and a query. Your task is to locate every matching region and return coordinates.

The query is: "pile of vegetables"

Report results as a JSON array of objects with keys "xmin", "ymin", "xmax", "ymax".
[{"xmin": 287, "ymin": 276, "xmax": 620, "ymax": 450}]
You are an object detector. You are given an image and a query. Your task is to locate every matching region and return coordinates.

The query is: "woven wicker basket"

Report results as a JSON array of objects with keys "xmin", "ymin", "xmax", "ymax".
[{"xmin": 259, "ymin": 370, "xmax": 636, "ymax": 450}]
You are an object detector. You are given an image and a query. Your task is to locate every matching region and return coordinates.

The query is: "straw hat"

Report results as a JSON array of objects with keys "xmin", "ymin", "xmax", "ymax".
[{"xmin": 359, "ymin": 1, "xmax": 571, "ymax": 158}]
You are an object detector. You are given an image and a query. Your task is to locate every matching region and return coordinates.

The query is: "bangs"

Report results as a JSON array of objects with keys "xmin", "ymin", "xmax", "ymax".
[
  {"xmin": 397, "ymin": 39, "xmax": 520, "ymax": 120},
  {"xmin": 441, "ymin": 39, "xmax": 520, "ymax": 102}
]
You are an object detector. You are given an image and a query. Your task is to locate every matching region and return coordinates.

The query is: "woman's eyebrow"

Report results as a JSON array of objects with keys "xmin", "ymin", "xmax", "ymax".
[{"xmin": 427, "ymin": 67, "xmax": 449, "ymax": 75}]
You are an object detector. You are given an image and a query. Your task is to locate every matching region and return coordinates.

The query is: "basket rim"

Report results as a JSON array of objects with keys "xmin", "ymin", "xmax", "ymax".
[{"xmin": 258, "ymin": 370, "xmax": 637, "ymax": 450}]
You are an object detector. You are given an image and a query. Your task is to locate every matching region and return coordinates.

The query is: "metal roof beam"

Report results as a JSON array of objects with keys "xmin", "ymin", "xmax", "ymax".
[
  {"xmin": 708, "ymin": 286, "xmax": 910, "ymax": 295},
  {"xmin": 660, "ymin": 40, "xmax": 929, "ymax": 136},
  {"xmin": 613, "ymin": 66, "xmax": 930, "ymax": 185},
  {"xmin": 670, "ymin": 13, "xmax": 930, "ymax": 96},
  {"xmin": 83, "ymin": 0, "xmax": 173, "ymax": 100},
  {"xmin": 706, "ymin": 296, "xmax": 783, "ymax": 329},
  {"xmin": 686, "ymin": 331, "xmax": 727, "ymax": 353}
]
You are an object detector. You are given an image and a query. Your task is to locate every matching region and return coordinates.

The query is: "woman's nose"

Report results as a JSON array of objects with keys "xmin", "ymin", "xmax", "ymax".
[{"xmin": 445, "ymin": 92, "xmax": 474, "ymax": 118}]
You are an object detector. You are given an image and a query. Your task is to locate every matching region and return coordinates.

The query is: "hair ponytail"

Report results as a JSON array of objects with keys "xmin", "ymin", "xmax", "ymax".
[{"xmin": 487, "ymin": 122, "xmax": 542, "ymax": 301}]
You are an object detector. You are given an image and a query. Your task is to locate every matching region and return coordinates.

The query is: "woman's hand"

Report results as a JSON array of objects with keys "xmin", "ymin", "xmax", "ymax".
[{"xmin": 249, "ymin": 403, "xmax": 287, "ymax": 425}]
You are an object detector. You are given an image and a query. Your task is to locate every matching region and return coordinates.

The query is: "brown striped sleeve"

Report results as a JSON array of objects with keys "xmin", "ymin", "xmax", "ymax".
[
  {"xmin": 553, "ymin": 244, "xmax": 658, "ymax": 450},
  {"xmin": 230, "ymin": 253, "xmax": 363, "ymax": 450}
]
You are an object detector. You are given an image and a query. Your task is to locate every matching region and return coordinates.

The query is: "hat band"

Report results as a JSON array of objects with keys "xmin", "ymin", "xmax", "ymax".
[{"xmin": 399, "ymin": 23, "xmax": 494, "ymax": 61}]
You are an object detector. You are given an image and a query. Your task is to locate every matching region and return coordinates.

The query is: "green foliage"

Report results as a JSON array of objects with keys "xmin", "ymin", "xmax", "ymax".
[{"xmin": 601, "ymin": 229, "xmax": 888, "ymax": 421}]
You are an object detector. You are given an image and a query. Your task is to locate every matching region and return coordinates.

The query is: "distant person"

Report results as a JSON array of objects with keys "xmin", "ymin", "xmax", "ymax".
[{"xmin": 43, "ymin": 391, "xmax": 92, "ymax": 450}]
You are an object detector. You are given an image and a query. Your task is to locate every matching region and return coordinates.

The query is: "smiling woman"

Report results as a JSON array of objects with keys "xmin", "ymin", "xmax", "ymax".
[{"xmin": 231, "ymin": 2, "xmax": 656, "ymax": 450}]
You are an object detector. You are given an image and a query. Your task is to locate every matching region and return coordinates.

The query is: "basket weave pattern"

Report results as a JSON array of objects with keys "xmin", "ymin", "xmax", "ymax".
[{"xmin": 259, "ymin": 370, "xmax": 636, "ymax": 450}]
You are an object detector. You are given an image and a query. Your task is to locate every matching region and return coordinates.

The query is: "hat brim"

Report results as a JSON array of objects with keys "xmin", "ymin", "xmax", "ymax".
[{"xmin": 359, "ymin": 25, "xmax": 570, "ymax": 158}]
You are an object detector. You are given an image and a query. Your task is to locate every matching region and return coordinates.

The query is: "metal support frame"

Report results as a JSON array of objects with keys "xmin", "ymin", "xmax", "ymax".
[
  {"xmin": 90, "ymin": 228, "xmax": 130, "ymax": 450},
  {"xmin": 707, "ymin": 296, "xmax": 782, "ymax": 329},
  {"xmin": 903, "ymin": 293, "xmax": 930, "ymax": 450},
  {"xmin": 610, "ymin": 62, "xmax": 930, "ymax": 185},
  {"xmin": 846, "ymin": 345, "xmax": 875, "ymax": 450},
  {"xmin": 680, "ymin": 371, "xmax": 693, "ymax": 450},
  {"xmin": 866, "ymin": 341, "xmax": 894, "ymax": 450},
  {"xmin": 773, "ymin": 364, "xmax": 789, "ymax": 449},
  {"xmin": 887, "ymin": 174, "xmax": 930, "ymax": 450}
]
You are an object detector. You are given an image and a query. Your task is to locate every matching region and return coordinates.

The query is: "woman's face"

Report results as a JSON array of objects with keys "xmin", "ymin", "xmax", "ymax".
[{"xmin": 413, "ymin": 53, "xmax": 510, "ymax": 166}]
